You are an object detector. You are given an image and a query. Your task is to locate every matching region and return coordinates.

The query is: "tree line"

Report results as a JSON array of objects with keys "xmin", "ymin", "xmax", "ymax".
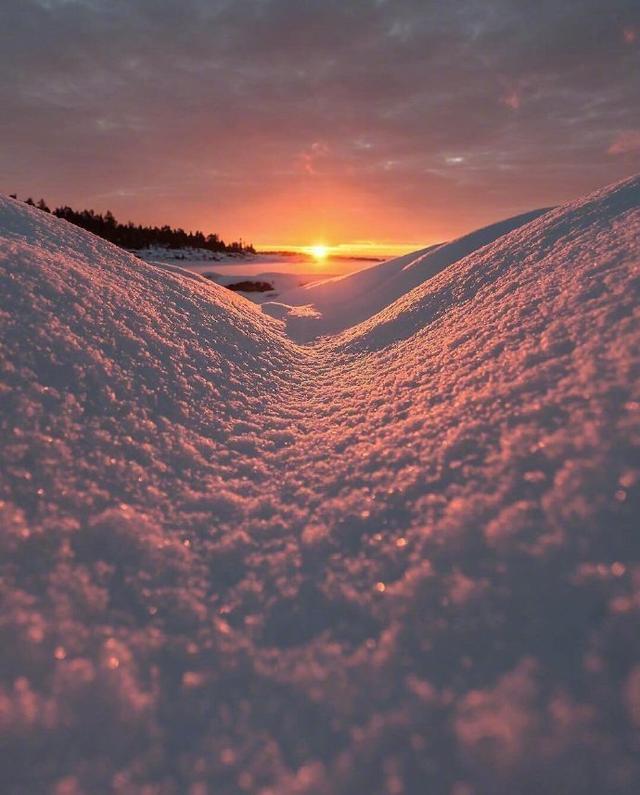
[{"xmin": 11, "ymin": 195, "xmax": 255, "ymax": 255}]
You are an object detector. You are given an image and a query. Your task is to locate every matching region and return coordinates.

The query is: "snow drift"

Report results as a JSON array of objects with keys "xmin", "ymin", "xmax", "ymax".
[{"xmin": 0, "ymin": 177, "xmax": 639, "ymax": 794}]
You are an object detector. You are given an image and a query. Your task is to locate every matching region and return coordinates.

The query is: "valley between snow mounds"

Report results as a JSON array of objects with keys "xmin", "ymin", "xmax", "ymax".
[{"xmin": 0, "ymin": 176, "xmax": 639, "ymax": 794}]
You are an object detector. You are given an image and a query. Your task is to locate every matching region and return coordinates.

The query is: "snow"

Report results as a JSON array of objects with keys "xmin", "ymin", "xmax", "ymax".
[
  {"xmin": 142, "ymin": 247, "xmax": 379, "ymax": 281},
  {"xmin": 0, "ymin": 176, "xmax": 639, "ymax": 794},
  {"xmin": 141, "ymin": 249, "xmax": 352, "ymax": 305}
]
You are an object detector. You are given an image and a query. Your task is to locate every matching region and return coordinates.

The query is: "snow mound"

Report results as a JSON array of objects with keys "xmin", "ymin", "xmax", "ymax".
[
  {"xmin": 1, "ymin": 178, "xmax": 639, "ymax": 794},
  {"xmin": 272, "ymin": 207, "xmax": 548, "ymax": 341}
]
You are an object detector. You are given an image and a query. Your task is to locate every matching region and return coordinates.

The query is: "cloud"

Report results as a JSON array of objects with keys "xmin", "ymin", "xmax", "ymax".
[
  {"xmin": 608, "ymin": 130, "xmax": 640, "ymax": 155},
  {"xmin": 298, "ymin": 142, "xmax": 330, "ymax": 175},
  {"xmin": 502, "ymin": 89, "xmax": 521, "ymax": 110}
]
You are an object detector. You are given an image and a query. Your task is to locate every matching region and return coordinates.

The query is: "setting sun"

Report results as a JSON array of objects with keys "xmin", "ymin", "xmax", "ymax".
[{"xmin": 309, "ymin": 244, "xmax": 330, "ymax": 261}]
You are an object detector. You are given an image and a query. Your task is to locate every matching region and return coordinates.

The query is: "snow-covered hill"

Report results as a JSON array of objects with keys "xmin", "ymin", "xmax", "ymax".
[
  {"xmin": 264, "ymin": 207, "xmax": 549, "ymax": 341},
  {"xmin": 0, "ymin": 177, "xmax": 639, "ymax": 794}
]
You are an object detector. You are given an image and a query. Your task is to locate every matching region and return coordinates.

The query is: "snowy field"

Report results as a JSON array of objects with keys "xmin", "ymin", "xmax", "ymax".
[
  {"xmin": 0, "ymin": 176, "xmax": 639, "ymax": 793},
  {"xmin": 139, "ymin": 249, "xmax": 386, "ymax": 305},
  {"xmin": 157, "ymin": 253, "xmax": 380, "ymax": 278}
]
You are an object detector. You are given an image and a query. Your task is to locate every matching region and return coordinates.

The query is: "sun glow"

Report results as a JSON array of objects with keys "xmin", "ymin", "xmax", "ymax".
[{"xmin": 309, "ymin": 244, "xmax": 330, "ymax": 262}]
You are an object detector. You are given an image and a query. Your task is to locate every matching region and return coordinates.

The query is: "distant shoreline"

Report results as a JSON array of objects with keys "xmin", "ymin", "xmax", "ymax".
[{"xmin": 257, "ymin": 250, "xmax": 384, "ymax": 262}]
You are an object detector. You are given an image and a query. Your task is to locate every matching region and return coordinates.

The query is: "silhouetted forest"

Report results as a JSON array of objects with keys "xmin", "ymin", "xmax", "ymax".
[{"xmin": 12, "ymin": 195, "xmax": 255, "ymax": 254}]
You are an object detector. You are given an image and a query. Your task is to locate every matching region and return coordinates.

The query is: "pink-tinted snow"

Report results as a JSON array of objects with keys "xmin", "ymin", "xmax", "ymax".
[{"xmin": 0, "ymin": 177, "xmax": 639, "ymax": 793}]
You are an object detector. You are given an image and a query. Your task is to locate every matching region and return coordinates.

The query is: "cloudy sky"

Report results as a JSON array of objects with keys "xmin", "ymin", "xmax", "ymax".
[{"xmin": 1, "ymin": 0, "xmax": 639, "ymax": 251}]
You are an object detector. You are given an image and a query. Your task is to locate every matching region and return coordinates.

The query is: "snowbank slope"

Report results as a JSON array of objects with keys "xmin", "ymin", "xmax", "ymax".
[{"xmin": 1, "ymin": 179, "xmax": 639, "ymax": 794}]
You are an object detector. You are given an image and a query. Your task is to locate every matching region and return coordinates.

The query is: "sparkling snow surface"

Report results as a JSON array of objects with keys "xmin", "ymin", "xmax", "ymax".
[{"xmin": 0, "ymin": 178, "xmax": 639, "ymax": 794}]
